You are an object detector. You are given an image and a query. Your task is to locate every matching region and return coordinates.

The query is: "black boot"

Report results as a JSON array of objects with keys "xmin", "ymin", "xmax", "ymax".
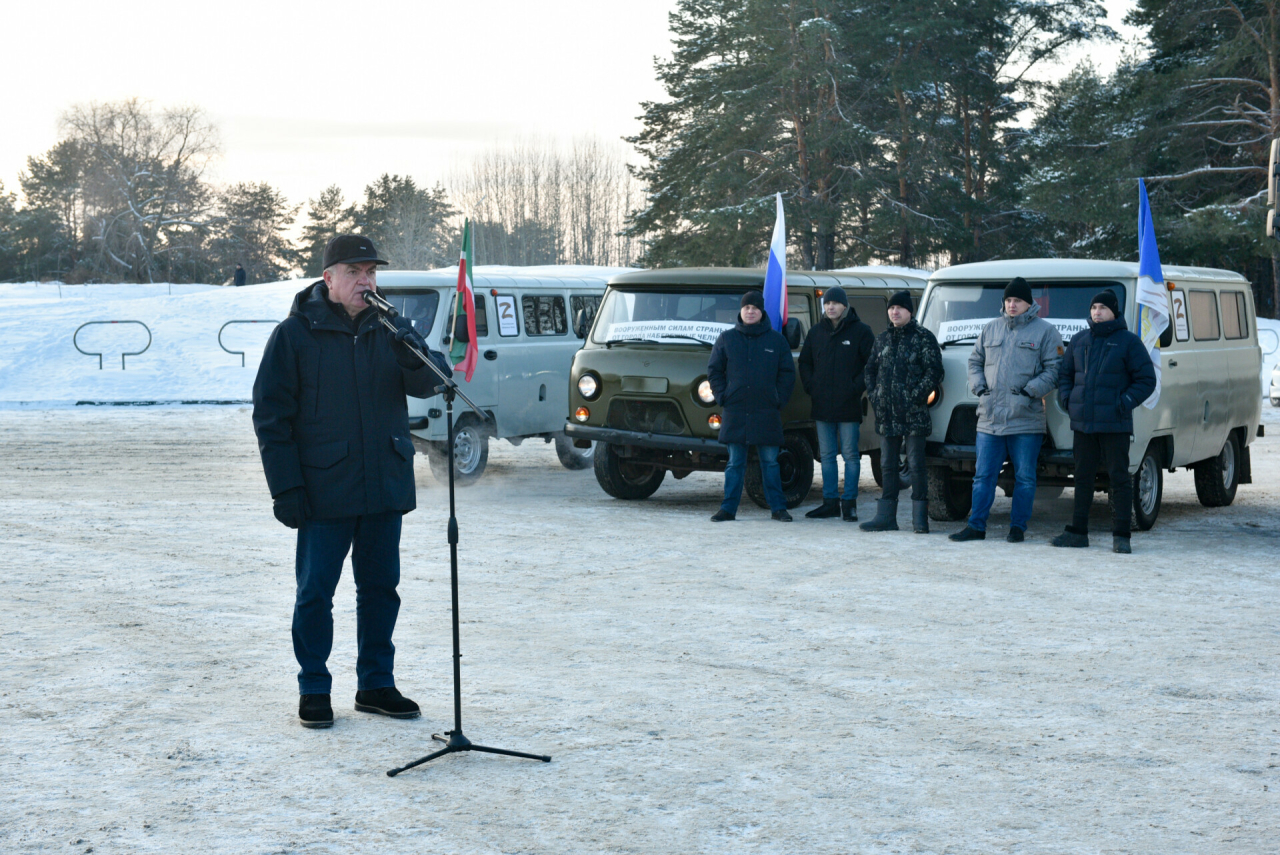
[
  {"xmin": 912, "ymin": 500, "xmax": 929, "ymax": 533},
  {"xmin": 859, "ymin": 499, "xmax": 898, "ymax": 532},
  {"xmin": 1006, "ymin": 526, "xmax": 1025, "ymax": 543},
  {"xmin": 805, "ymin": 499, "xmax": 842, "ymax": 519},
  {"xmin": 1050, "ymin": 526, "xmax": 1089, "ymax": 548},
  {"xmin": 948, "ymin": 525, "xmax": 986, "ymax": 542},
  {"xmin": 354, "ymin": 687, "xmax": 421, "ymax": 719},
  {"xmin": 841, "ymin": 499, "xmax": 858, "ymax": 522},
  {"xmin": 1112, "ymin": 533, "xmax": 1132, "ymax": 554},
  {"xmin": 299, "ymin": 694, "xmax": 333, "ymax": 729}
]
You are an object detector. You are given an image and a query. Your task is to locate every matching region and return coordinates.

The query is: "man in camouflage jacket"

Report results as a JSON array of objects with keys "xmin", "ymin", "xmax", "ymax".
[{"xmin": 861, "ymin": 291, "xmax": 944, "ymax": 533}]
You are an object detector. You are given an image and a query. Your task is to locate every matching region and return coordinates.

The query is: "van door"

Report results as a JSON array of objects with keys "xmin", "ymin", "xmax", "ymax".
[
  {"xmin": 499, "ymin": 290, "xmax": 572, "ymax": 438},
  {"xmin": 445, "ymin": 288, "xmax": 498, "ymax": 414},
  {"xmin": 1220, "ymin": 289, "xmax": 1257, "ymax": 440},
  {"xmin": 1186, "ymin": 288, "xmax": 1230, "ymax": 462}
]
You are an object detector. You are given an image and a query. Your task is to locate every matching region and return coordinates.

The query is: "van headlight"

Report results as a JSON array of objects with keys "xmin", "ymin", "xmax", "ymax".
[
  {"xmin": 577, "ymin": 373, "xmax": 600, "ymax": 400},
  {"xmin": 696, "ymin": 379, "xmax": 716, "ymax": 404}
]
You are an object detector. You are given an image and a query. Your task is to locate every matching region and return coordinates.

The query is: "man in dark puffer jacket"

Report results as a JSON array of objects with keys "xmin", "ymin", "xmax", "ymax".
[
  {"xmin": 860, "ymin": 291, "xmax": 944, "ymax": 533},
  {"xmin": 1050, "ymin": 290, "xmax": 1156, "ymax": 554},
  {"xmin": 707, "ymin": 290, "xmax": 797, "ymax": 522}
]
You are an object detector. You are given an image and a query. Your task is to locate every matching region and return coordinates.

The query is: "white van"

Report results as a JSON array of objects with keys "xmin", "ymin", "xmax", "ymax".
[
  {"xmin": 916, "ymin": 259, "xmax": 1263, "ymax": 529},
  {"xmin": 378, "ymin": 266, "xmax": 627, "ymax": 484}
]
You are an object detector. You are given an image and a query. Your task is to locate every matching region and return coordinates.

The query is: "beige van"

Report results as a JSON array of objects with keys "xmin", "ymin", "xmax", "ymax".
[{"xmin": 916, "ymin": 259, "xmax": 1263, "ymax": 529}]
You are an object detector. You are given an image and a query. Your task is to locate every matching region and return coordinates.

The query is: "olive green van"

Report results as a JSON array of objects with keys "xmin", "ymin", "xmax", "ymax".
[
  {"xmin": 917, "ymin": 259, "xmax": 1264, "ymax": 529},
  {"xmin": 564, "ymin": 267, "xmax": 928, "ymax": 507}
]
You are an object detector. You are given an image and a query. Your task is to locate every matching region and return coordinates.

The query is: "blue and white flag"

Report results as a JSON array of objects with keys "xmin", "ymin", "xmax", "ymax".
[
  {"xmin": 1136, "ymin": 179, "xmax": 1170, "ymax": 409},
  {"xmin": 763, "ymin": 193, "xmax": 787, "ymax": 332}
]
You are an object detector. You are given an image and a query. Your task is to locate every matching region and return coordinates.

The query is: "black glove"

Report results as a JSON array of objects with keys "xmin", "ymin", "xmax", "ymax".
[
  {"xmin": 974, "ymin": 387, "xmax": 989, "ymax": 397},
  {"xmin": 1015, "ymin": 386, "xmax": 1037, "ymax": 399},
  {"xmin": 273, "ymin": 487, "xmax": 309, "ymax": 529},
  {"xmin": 391, "ymin": 317, "xmax": 428, "ymax": 366}
]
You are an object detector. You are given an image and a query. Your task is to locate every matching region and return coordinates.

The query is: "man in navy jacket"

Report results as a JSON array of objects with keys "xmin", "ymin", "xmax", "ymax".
[
  {"xmin": 707, "ymin": 290, "xmax": 797, "ymax": 522},
  {"xmin": 253, "ymin": 234, "xmax": 452, "ymax": 728},
  {"xmin": 1051, "ymin": 290, "xmax": 1156, "ymax": 554}
]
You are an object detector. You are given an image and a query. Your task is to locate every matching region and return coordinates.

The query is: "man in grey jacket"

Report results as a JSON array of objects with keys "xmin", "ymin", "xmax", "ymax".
[{"xmin": 950, "ymin": 277, "xmax": 1063, "ymax": 543}]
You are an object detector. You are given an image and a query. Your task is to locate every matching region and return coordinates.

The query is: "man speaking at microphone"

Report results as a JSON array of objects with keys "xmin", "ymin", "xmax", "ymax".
[{"xmin": 253, "ymin": 234, "xmax": 453, "ymax": 729}]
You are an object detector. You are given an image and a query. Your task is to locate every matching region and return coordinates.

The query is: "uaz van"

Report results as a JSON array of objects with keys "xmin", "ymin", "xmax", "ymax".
[
  {"xmin": 564, "ymin": 267, "xmax": 928, "ymax": 507},
  {"xmin": 917, "ymin": 259, "xmax": 1263, "ymax": 529},
  {"xmin": 378, "ymin": 266, "xmax": 626, "ymax": 484}
]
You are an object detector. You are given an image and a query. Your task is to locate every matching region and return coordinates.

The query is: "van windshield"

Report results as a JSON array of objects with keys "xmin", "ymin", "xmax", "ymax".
[
  {"xmin": 919, "ymin": 280, "xmax": 1127, "ymax": 344},
  {"xmin": 384, "ymin": 289, "xmax": 441, "ymax": 337},
  {"xmin": 592, "ymin": 289, "xmax": 744, "ymax": 345}
]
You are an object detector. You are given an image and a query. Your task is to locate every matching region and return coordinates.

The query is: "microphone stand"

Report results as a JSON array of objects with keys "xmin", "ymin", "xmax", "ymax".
[{"xmin": 361, "ymin": 290, "xmax": 551, "ymax": 776}]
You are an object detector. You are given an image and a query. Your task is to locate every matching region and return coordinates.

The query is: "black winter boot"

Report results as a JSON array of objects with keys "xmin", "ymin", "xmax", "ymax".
[
  {"xmin": 354, "ymin": 687, "xmax": 421, "ymax": 719},
  {"xmin": 859, "ymin": 499, "xmax": 898, "ymax": 531},
  {"xmin": 948, "ymin": 525, "xmax": 986, "ymax": 542},
  {"xmin": 912, "ymin": 500, "xmax": 929, "ymax": 533},
  {"xmin": 1050, "ymin": 526, "xmax": 1089, "ymax": 548},
  {"xmin": 805, "ymin": 499, "xmax": 842, "ymax": 519},
  {"xmin": 299, "ymin": 694, "xmax": 333, "ymax": 729},
  {"xmin": 1112, "ymin": 533, "xmax": 1132, "ymax": 554},
  {"xmin": 841, "ymin": 499, "xmax": 858, "ymax": 522},
  {"xmin": 1006, "ymin": 526, "xmax": 1025, "ymax": 543}
]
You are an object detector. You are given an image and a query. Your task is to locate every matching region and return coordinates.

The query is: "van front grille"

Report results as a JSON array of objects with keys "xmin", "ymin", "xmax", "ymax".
[
  {"xmin": 605, "ymin": 398, "xmax": 687, "ymax": 435},
  {"xmin": 946, "ymin": 405, "xmax": 979, "ymax": 445}
]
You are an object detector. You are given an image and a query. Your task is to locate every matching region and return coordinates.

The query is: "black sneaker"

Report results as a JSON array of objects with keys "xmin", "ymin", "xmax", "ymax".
[
  {"xmin": 710, "ymin": 509, "xmax": 736, "ymax": 522},
  {"xmin": 1050, "ymin": 527, "xmax": 1089, "ymax": 548},
  {"xmin": 804, "ymin": 500, "xmax": 841, "ymax": 519},
  {"xmin": 1006, "ymin": 526, "xmax": 1025, "ymax": 543},
  {"xmin": 299, "ymin": 693, "xmax": 333, "ymax": 729},
  {"xmin": 948, "ymin": 525, "xmax": 986, "ymax": 542},
  {"xmin": 1113, "ymin": 534, "xmax": 1132, "ymax": 554},
  {"xmin": 354, "ymin": 687, "xmax": 421, "ymax": 719},
  {"xmin": 772, "ymin": 509, "xmax": 793, "ymax": 522}
]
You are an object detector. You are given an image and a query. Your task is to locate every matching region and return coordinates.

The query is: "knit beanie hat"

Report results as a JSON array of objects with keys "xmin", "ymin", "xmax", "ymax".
[
  {"xmin": 740, "ymin": 290, "xmax": 765, "ymax": 310},
  {"xmin": 823, "ymin": 286, "xmax": 848, "ymax": 307},
  {"xmin": 1003, "ymin": 277, "xmax": 1033, "ymax": 305},
  {"xmin": 1091, "ymin": 289, "xmax": 1121, "ymax": 317},
  {"xmin": 887, "ymin": 290, "xmax": 914, "ymax": 314}
]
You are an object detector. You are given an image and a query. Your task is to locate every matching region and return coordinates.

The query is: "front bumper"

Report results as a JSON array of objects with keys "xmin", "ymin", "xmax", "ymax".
[{"xmin": 564, "ymin": 422, "xmax": 727, "ymax": 455}]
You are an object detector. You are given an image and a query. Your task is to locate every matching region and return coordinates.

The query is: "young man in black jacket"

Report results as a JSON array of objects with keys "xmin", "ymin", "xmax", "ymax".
[
  {"xmin": 706, "ymin": 291, "xmax": 797, "ymax": 522},
  {"xmin": 798, "ymin": 286, "xmax": 875, "ymax": 521},
  {"xmin": 253, "ymin": 234, "xmax": 453, "ymax": 728},
  {"xmin": 1051, "ymin": 290, "xmax": 1156, "ymax": 553}
]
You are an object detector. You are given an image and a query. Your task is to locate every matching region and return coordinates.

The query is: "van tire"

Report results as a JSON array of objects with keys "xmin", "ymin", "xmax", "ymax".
[
  {"xmin": 1193, "ymin": 432, "xmax": 1240, "ymax": 507},
  {"xmin": 594, "ymin": 442, "xmax": 665, "ymax": 499},
  {"xmin": 745, "ymin": 432, "xmax": 815, "ymax": 509},
  {"xmin": 427, "ymin": 418, "xmax": 489, "ymax": 486},
  {"xmin": 926, "ymin": 466, "xmax": 972, "ymax": 521},
  {"xmin": 1114, "ymin": 444, "xmax": 1163, "ymax": 531},
  {"xmin": 554, "ymin": 433, "xmax": 594, "ymax": 470}
]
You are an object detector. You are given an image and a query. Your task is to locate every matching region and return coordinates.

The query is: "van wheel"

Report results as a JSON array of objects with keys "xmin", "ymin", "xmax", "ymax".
[
  {"xmin": 926, "ymin": 466, "xmax": 972, "ymax": 521},
  {"xmin": 1193, "ymin": 432, "xmax": 1240, "ymax": 507},
  {"xmin": 553, "ymin": 433, "xmax": 594, "ymax": 470},
  {"xmin": 746, "ymin": 433, "xmax": 815, "ymax": 509},
  {"xmin": 593, "ymin": 442, "xmax": 665, "ymax": 499},
  {"xmin": 427, "ymin": 418, "xmax": 489, "ymax": 486},
  {"xmin": 868, "ymin": 450, "xmax": 909, "ymax": 489},
  {"xmin": 1121, "ymin": 445, "xmax": 1164, "ymax": 531}
]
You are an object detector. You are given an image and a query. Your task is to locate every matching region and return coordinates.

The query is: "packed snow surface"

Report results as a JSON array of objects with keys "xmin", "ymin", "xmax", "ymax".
[{"xmin": 2, "ymin": 405, "xmax": 1278, "ymax": 853}]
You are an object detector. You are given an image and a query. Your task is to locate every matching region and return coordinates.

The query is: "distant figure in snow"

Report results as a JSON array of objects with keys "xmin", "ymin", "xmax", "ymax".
[{"xmin": 233, "ymin": 264, "xmax": 247, "ymax": 287}]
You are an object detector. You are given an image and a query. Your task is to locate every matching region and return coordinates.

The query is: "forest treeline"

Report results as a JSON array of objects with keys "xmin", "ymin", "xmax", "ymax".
[{"xmin": 2, "ymin": 1, "xmax": 1279, "ymax": 317}]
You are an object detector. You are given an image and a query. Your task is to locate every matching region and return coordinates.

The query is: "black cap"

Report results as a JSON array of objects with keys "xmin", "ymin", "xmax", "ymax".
[
  {"xmin": 887, "ymin": 290, "xmax": 913, "ymax": 314},
  {"xmin": 323, "ymin": 234, "xmax": 389, "ymax": 270},
  {"xmin": 1003, "ymin": 276, "xmax": 1033, "ymax": 306},
  {"xmin": 740, "ymin": 290, "xmax": 765, "ymax": 310},
  {"xmin": 1091, "ymin": 289, "xmax": 1121, "ymax": 317},
  {"xmin": 823, "ymin": 286, "xmax": 848, "ymax": 307}
]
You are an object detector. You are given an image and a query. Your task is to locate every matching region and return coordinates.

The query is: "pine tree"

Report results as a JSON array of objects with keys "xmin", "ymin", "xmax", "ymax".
[{"xmin": 300, "ymin": 185, "xmax": 355, "ymax": 276}]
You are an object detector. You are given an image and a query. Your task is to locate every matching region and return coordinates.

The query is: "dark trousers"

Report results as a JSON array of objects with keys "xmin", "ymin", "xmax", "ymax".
[
  {"xmin": 1072, "ymin": 431, "xmax": 1132, "ymax": 536},
  {"xmin": 880, "ymin": 435, "xmax": 926, "ymax": 502},
  {"xmin": 293, "ymin": 511, "xmax": 403, "ymax": 695}
]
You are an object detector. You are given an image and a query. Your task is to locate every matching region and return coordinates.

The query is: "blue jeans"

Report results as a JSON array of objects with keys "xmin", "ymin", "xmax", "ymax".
[
  {"xmin": 815, "ymin": 420, "xmax": 860, "ymax": 501},
  {"xmin": 968, "ymin": 432, "xmax": 1044, "ymax": 532},
  {"xmin": 293, "ymin": 511, "xmax": 403, "ymax": 695},
  {"xmin": 722, "ymin": 443, "xmax": 786, "ymax": 514}
]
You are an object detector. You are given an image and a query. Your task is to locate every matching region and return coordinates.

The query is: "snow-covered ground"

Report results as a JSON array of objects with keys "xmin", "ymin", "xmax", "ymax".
[{"xmin": 2, "ymin": 403, "xmax": 1278, "ymax": 853}]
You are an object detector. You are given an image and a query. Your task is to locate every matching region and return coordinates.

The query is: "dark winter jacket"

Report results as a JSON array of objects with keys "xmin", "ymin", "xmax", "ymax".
[
  {"xmin": 1057, "ymin": 316, "xmax": 1156, "ymax": 435},
  {"xmin": 252, "ymin": 281, "xmax": 450, "ymax": 520},
  {"xmin": 865, "ymin": 319, "xmax": 944, "ymax": 438},
  {"xmin": 798, "ymin": 307, "xmax": 875, "ymax": 423},
  {"xmin": 233, "ymin": 267, "xmax": 247, "ymax": 287},
  {"xmin": 707, "ymin": 311, "xmax": 797, "ymax": 446}
]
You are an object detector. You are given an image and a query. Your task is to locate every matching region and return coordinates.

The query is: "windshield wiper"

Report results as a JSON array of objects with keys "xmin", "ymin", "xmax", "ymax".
[
  {"xmin": 603, "ymin": 338, "xmax": 649, "ymax": 348},
  {"xmin": 940, "ymin": 334, "xmax": 979, "ymax": 349},
  {"xmin": 660, "ymin": 335, "xmax": 714, "ymax": 348}
]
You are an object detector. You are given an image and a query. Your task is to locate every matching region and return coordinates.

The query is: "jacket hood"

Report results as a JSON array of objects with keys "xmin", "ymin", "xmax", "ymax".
[
  {"xmin": 291, "ymin": 280, "xmax": 376, "ymax": 333},
  {"xmin": 1087, "ymin": 316, "xmax": 1128, "ymax": 337},
  {"xmin": 736, "ymin": 310, "xmax": 772, "ymax": 336},
  {"xmin": 1002, "ymin": 300, "xmax": 1041, "ymax": 328},
  {"xmin": 887, "ymin": 318, "xmax": 919, "ymax": 336},
  {"xmin": 822, "ymin": 305, "xmax": 859, "ymax": 332}
]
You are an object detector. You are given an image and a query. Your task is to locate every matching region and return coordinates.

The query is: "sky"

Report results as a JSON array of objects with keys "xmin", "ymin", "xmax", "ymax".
[{"xmin": 2, "ymin": 0, "xmax": 1142, "ymax": 212}]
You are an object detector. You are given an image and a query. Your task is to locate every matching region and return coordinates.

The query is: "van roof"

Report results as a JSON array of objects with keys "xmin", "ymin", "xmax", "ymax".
[
  {"xmin": 607, "ymin": 267, "xmax": 929, "ymax": 289},
  {"xmin": 376, "ymin": 265, "xmax": 629, "ymax": 290},
  {"xmin": 929, "ymin": 258, "xmax": 1250, "ymax": 284}
]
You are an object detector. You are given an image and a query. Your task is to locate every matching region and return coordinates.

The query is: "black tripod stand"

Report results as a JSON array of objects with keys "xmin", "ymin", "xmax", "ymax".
[{"xmin": 361, "ymin": 291, "xmax": 550, "ymax": 776}]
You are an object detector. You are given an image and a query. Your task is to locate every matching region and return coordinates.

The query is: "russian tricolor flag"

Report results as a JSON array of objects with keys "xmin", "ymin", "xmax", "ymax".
[{"xmin": 763, "ymin": 193, "xmax": 787, "ymax": 331}]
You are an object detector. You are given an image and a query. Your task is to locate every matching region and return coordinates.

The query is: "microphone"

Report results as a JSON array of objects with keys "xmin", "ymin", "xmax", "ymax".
[{"xmin": 361, "ymin": 289, "xmax": 399, "ymax": 318}]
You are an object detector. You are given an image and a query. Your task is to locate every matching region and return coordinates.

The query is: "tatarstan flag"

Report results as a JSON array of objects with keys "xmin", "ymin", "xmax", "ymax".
[{"xmin": 450, "ymin": 219, "xmax": 479, "ymax": 382}]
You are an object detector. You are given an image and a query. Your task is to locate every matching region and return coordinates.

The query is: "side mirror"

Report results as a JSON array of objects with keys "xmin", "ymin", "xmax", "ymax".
[
  {"xmin": 453, "ymin": 318, "xmax": 470, "ymax": 343},
  {"xmin": 1159, "ymin": 324, "xmax": 1173, "ymax": 348},
  {"xmin": 783, "ymin": 317, "xmax": 803, "ymax": 350},
  {"xmin": 573, "ymin": 309, "xmax": 588, "ymax": 339}
]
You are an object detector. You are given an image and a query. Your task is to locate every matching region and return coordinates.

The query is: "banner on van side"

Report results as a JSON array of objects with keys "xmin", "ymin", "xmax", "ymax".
[
  {"xmin": 605, "ymin": 320, "xmax": 733, "ymax": 345},
  {"xmin": 938, "ymin": 318, "xmax": 1088, "ymax": 343}
]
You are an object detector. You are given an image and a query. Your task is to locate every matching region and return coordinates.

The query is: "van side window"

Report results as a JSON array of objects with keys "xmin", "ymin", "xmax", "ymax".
[
  {"xmin": 571, "ymin": 294, "xmax": 602, "ymax": 339},
  {"xmin": 1220, "ymin": 291, "xmax": 1247, "ymax": 340},
  {"xmin": 1188, "ymin": 290, "xmax": 1220, "ymax": 341},
  {"xmin": 523, "ymin": 295, "xmax": 568, "ymax": 336},
  {"xmin": 787, "ymin": 294, "xmax": 812, "ymax": 336},
  {"xmin": 850, "ymin": 296, "xmax": 889, "ymax": 335},
  {"xmin": 447, "ymin": 293, "xmax": 488, "ymax": 337}
]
